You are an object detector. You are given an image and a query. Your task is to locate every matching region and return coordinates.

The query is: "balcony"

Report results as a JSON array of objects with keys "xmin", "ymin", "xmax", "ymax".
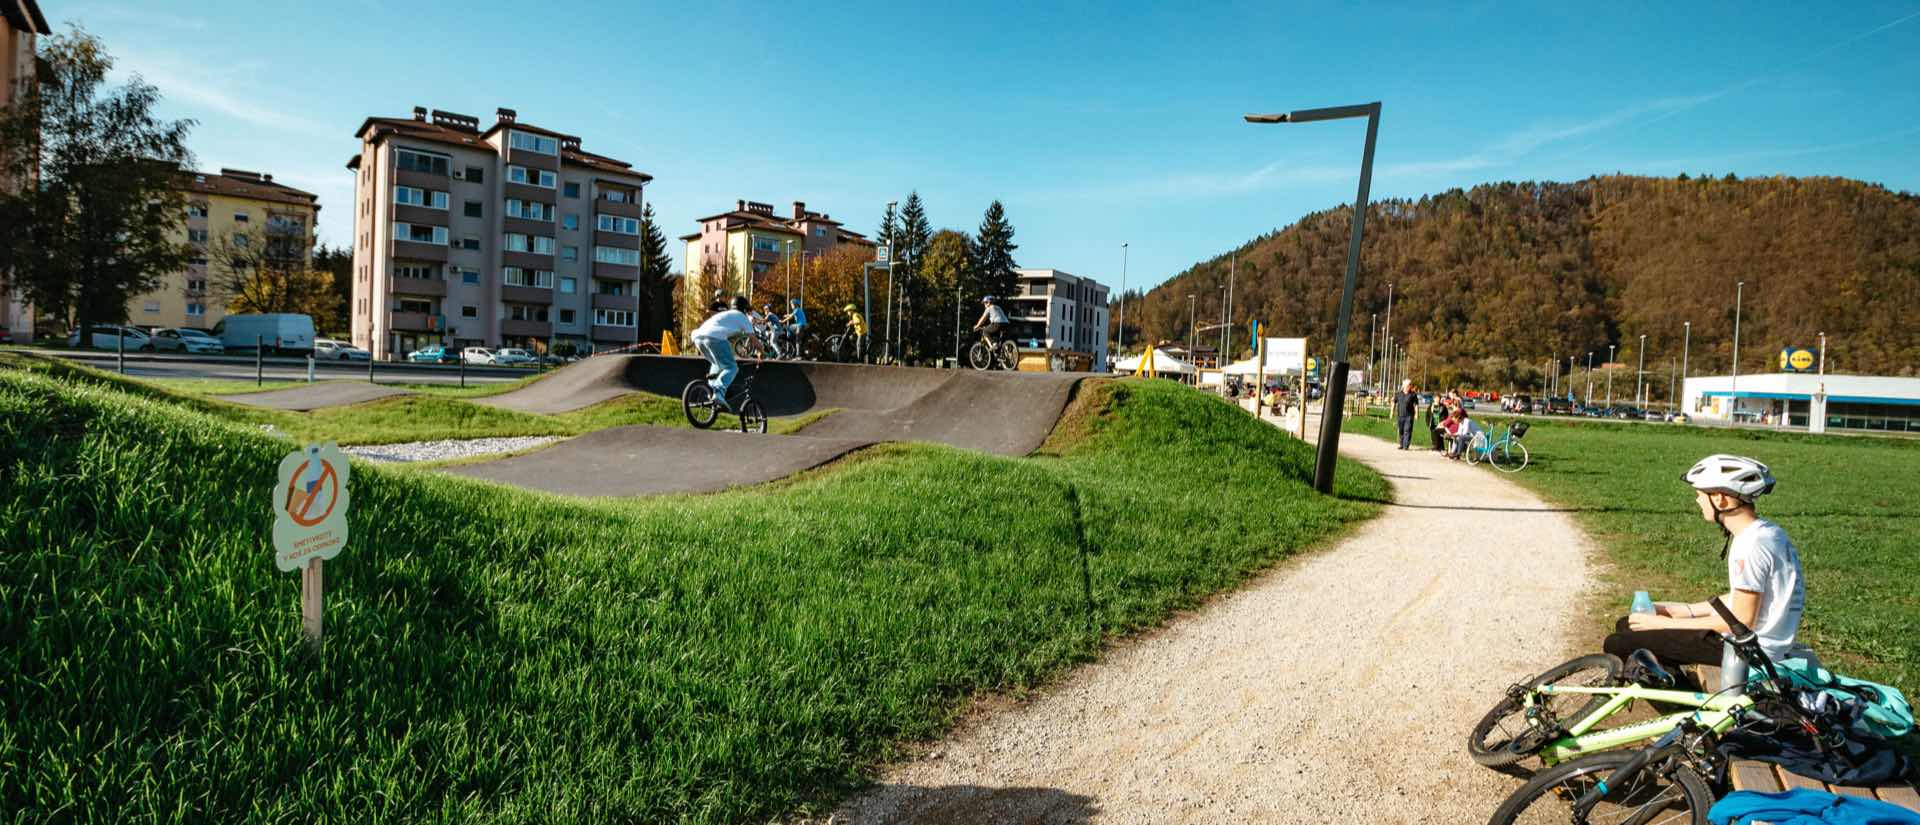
[
  {"xmin": 393, "ymin": 204, "xmax": 448, "ymax": 227},
  {"xmin": 501, "ymin": 285, "xmax": 553, "ymax": 305},
  {"xmin": 593, "ymin": 261, "xmax": 639, "ymax": 281},
  {"xmin": 594, "ymin": 229, "xmax": 640, "ymax": 250},
  {"xmin": 394, "ymin": 168, "xmax": 447, "ymax": 189},
  {"xmin": 597, "ymin": 197, "xmax": 642, "ymax": 218},
  {"xmin": 391, "ymin": 240, "xmax": 448, "ymax": 262},
  {"xmin": 749, "ymin": 247, "xmax": 784, "ymax": 263},
  {"xmin": 389, "ymin": 311, "xmax": 441, "ymax": 332},
  {"xmin": 592, "ymin": 324, "xmax": 638, "ymax": 343},
  {"xmin": 503, "ymin": 216, "xmax": 554, "ymax": 237},
  {"xmin": 502, "ymin": 250, "xmax": 551, "ymax": 270},
  {"xmin": 505, "ymin": 147, "xmax": 559, "ymax": 170},
  {"xmin": 389, "ymin": 275, "xmax": 447, "ymax": 297},
  {"xmin": 503, "ymin": 182, "xmax": 556, "ymax": 204},
  {"xmin": 592, "ymin": 292, "xmax": 633, "ymax": 311},
  {"xmin": 500, "ymin": 318, "xmax": 552, "ymax": 338}
]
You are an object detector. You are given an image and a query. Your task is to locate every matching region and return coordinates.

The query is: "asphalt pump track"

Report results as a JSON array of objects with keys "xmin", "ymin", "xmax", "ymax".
[{"xmin": 447, "ymin": 355, "xmax": 1084, "ymax": 496}]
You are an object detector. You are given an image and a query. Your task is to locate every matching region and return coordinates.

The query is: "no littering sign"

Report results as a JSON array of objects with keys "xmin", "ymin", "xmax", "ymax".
[{"xmin": 274, "ymin": 443, "xmax": 351, "ymax": 646}]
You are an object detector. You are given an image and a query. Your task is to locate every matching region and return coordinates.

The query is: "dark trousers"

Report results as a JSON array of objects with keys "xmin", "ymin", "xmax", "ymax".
[
  {"xmin": 1396, "ymin": 415, "xmax": 1414, "ymax": 448},
  {"xmin": 1603, "ymin": 617, "xmax": 1724, "ymax": 688}
]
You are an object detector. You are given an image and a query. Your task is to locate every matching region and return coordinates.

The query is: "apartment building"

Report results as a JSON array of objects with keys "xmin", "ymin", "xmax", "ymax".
[
  {"xmin": 1, "ymin": 0, "xmax": 48, "ymax": 341},
  {"xmin": 347, "ymin": 107, "xmax": 653, "ymax": 360},
  {"xmin": 1010, "ymin": 268, "xmax": 1111, "ymax": 372},
  {"xmin": 679, "ymin": 199, "xmax": 873, "ymax": 312},
  {"xmin": 126, "ymin": 169, "xmax": 320, "ymax": 330}
]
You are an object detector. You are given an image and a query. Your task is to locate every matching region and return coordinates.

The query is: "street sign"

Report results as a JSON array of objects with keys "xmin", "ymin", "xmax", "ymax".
[
  {"xmin": 1263, "ymin": 337, "xmax": 1307, "ymax": 371},
  {"xmin": 274, "ymin": 443, "xmax": 351, "ymax": 647}
]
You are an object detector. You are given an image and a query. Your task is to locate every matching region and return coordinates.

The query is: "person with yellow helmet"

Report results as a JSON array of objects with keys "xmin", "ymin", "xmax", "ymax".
[{"xmin": 839, "ymin": 304, "xmax": 868, "ymax": 362}]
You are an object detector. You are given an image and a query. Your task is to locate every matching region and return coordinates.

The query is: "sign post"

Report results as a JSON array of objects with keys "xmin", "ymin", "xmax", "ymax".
[
  {"xmin": 273, "ymin": 443, "xmax": 352, "ymax": 649},
  {"xmin": 1299, "ymin": 347, "xmax": 1311, "ymax": 440}
]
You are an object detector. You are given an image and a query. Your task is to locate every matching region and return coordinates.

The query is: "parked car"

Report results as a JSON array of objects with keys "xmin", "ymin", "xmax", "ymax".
[
  {"xmin": 1669, "ymin": 412, "xmax": 1692, "ymax": 424},
  {"xmin": 0, "ymin": 328, "xmax": 10, "ymax": 344},
  {"xmin": 407, "ymin": 345, "xmax": 461, "ymax": 364},
  {"xmin": 150, "ymin": 327, "xmax": 226, "ymax": 354},
  {"xmin": 1460, "ymin": 399, "xmax": 1477, "ymax": 411},
  {"xmin": 313, "ymin": 338, "xmax": 370, "ymax": 361},
  {"xmin": 1530, "ymin": 401, "xmax": 1548, "ymax": 414},
  {"xmin": 1612, "ymin": 406, "xmax": 1643, "ymax": 420},
  {"xmin": 68, "ymin": 324, "xmax": 153, "ymax": 351},
  {"xmin": 492, "ymin": 347, "xmax": 536, "ymax": 366},
  {"xmin": 1417, "ymin": 393, "xmax": 1435, "ymax": 406},
  {"xmin": 461, "ymin": 346, "xmax": 497, "ymax": 365},
  {"xmin": 212, "ymin": 313, "xmax": 315, "ymax": 355}
]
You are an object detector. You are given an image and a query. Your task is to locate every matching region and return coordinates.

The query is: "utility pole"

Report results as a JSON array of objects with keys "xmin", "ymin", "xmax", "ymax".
[
  {"xmin": 1382, "ymin": 281, "xmax": 1394, "ymax": 394},
  {"xmin": 1223, "ymin": 253, "xmax": 1236, "ymax": 364},
  {"xmin": 1367, "ymin": 312, "xmax": 1377, "ymax": 396},
  {"xmin": 1116, "ymin": 242, "xmax": 1130, "ymax": 355},
  {"xmin": 1681, "ymin": 321, "xmax": 1691, "ymax": 397}
]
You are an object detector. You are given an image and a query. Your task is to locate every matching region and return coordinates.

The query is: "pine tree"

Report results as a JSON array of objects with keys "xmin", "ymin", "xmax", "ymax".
[
  {"xmin": 896, "ymin": 192, "xmax": 933, "ymax": 360},
  {"xmin": 972, "ymin": 200, "xmax": 1019, "ymax": 301},
  {"xmin": 638, "ymin": 203, "xmax": 675, "ymax": 342}
]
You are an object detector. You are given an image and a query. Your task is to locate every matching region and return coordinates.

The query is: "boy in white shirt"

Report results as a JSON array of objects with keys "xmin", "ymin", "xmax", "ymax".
[
  {"xmin": 1603, "ymin": 454, "xmax": 1807, "ymax": 674},
  {"xmin": 691, "ymin": 296, "xmax": 757, "ymax": 409}
]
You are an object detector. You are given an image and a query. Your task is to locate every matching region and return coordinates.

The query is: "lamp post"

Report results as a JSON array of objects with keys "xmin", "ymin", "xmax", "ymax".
[
  {"xmin": 1585, "ymin": 351, "xmax": 1594, "ymax": 404},
  {"xmin": 1606, "ymin": 344, "xmax": 1616, "ymax": 407},
  {"xmin": 1223, "ymin": 253, "xmax": 1236, "ymax": 364},
  {"xmin": 1382, "ymin": 281, "xmax": 1394, "ymax": 397},
  {"xmin": 1681, "ymin": 320, "xmax": 1691, "ymax": 389},
  {"xmin": 1818, "ymin": 330, "xmax": 1826, "ymax": 375},
  {"xmin": 1246, "ymin": 101, "xmax": 1381, "ymax": 493},
  {"xmin": 1367, "ymin": 312, "xmax": 1377, "ymax": 396},
  {"xmin": 882, "ymin": 200, "xmax": 896, "ymax": 363},
  {"xmin": 1731, "ymin": 280, "xmax": 1745, "ymax": 399},
  {"xmin": 1116, "ymin": 242, "xmax": 1129, "ymax": 355},
  {"xmin": 1636, "ymin": 333, "xmax": 1646, "ymax": 406},
  {"xmin": 1187, "ymin": 293, "xmax": 1197, "ymax": 364}
]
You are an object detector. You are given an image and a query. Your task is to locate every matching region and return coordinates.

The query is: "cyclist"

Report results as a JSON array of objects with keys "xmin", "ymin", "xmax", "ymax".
[
  {"xmin": 784, "ymin": 299, "xmax": 807, "ymax": 353},
  {"xmin": 972, "ymin": 295, "xmax": 1009, "ymax": 345},
  {"xmin": 691, "ymin": 296, "xmax": 756, "ymax": 410},
  {"xmin": 1603, "ymin": 454, "xmax": 1808, "ymax": 674},
  {"xmin": 842, "ymin": 303, "xmax": 867, "ymax": 361},
  {"xmin": 758, "ymin": 303, "xmax": 786, "ymax": 359}
]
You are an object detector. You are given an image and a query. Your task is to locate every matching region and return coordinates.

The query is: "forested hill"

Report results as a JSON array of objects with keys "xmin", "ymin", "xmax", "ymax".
[{"xmin": 1129, "ymin": 175, "xmax": 1920, "ymax": 390}]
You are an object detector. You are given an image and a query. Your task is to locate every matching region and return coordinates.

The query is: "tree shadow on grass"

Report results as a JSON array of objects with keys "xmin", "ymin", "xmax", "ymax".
[{"xmin": 833, "ymin": 784, "xmax": 1098, "ymax": 824}]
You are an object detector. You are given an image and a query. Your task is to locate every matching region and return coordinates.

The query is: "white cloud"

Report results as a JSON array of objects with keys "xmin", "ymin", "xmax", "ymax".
[{"xmin": 109, "ymin": 47, "xmax": 326, "ymax": 134}]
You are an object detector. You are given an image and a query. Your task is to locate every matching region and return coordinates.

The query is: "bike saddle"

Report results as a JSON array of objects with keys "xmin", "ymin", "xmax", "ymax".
[{"xmin": 1626, "ymin": 649, "xmax": 1676, "ymax": 689}]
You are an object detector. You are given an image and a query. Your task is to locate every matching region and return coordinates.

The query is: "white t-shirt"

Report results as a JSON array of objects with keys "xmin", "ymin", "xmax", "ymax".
[
  {"xmin": 986, "ymin": 304, "xmax": 1009, "ymax": 324},
  {"xmin": 692, "ymin": 310, "xmax": 754, "ymax": 341},
  {"xmin": 1726, "ymin": 518, "xmax": 1805, "ymax": 661}
]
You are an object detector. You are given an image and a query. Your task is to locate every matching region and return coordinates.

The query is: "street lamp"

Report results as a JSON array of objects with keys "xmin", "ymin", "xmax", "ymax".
[
  {"xmin": 1585, "ymin": 351, "xmax": 1594, "ymax": 404},
  {"xmin": 1187, "ymin": 293, "xmax": 1197, "ymax": 364},
  {"xmin": 1636, "ymin": 333, "xmax": 1646, "ymax": 406},
  {"xmin": 1246, "ymin": 101, "xmax": 1381, "ymax": 494},
  {"xmin": 1382, "ymin": 281, "xmax": 1394, "ymax": 397},
  {"xmin": 1116, "ymin": 242, "xmax": 1130, "ymax": 355},
  {"xmin": 1818, "ymin": 330, "xmax": 1826, "ymax": 375},
  {"xmin": 1731, "ymin": 280, "xmax": 1745, "ymax": 398},
  {"xmin": 882, "ymin": 200, "xmax": 897, "ymax": 363},
  {"xmin": 1606, "ymin": 344, "xmax": 1617, "ymax": 407}
]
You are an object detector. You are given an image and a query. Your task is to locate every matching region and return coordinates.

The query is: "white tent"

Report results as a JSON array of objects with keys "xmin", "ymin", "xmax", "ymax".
[
  {"xmin": 1112, "ymin": 347, "xmax": 1196, "ymax": 375},
  {"xmin": 1221, "ymin": 357, "xmax": 1262, "ymax": 376}
]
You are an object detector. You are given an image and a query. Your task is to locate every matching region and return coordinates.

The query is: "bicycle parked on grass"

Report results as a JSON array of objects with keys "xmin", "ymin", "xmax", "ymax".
[
  {"xmin": 967, "ymin": 329, "xmax": 1019, "ymax": 371},
  {"xmin": 681, "ymin": 343, "xmax": 769, "ymax": 433},
  {"xmin": 1464, "ymin": 420, "xmax": 1531, "ymax": 472}
]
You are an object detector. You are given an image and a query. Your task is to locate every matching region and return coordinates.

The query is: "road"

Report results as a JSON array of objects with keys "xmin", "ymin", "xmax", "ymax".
[{"xmin": 31, "ymin": 349, "xmax": 528, "ymax": 386}]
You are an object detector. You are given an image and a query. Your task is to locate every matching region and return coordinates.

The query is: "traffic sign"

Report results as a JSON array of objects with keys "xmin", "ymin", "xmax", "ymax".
[{"xmin": 274, "ymin": 443, "xmax": 351, "ymax": 570}]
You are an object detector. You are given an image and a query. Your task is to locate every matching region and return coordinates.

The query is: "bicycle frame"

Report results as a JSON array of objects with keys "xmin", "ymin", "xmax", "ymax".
[{"xmin": 1529, "ymin": 683, "xmax": 1751, "ymax": 765}]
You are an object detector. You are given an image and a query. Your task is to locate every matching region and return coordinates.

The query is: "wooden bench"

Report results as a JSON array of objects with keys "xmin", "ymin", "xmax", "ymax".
[{"xmin": 1688, "ymin": 664, "xmax": 1920, "ymax": 812}]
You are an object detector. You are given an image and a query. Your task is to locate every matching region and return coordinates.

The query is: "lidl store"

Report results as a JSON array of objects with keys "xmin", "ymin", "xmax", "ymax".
[{"xmin": 1680, "ymin": 373, "xmax": 1920, "ymax": 433}]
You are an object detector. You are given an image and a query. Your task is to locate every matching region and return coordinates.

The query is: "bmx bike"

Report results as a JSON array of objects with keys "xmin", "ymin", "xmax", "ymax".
[
  {"xmin": 681, "ymin": 343, "xmax": 769, "ymax": 433},
  {"xmin": 824, "ymin": 329, "xmax": 868, "ymax": 363},
  {"xmin": 967, "ymin": 330, "xmax": 1019, "ymax": 371}
]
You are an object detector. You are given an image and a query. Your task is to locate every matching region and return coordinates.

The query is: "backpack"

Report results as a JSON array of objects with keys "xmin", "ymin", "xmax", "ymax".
[{"xmin": 1752, "ymin": 657, "xmax": 1915, "ymax": 740}]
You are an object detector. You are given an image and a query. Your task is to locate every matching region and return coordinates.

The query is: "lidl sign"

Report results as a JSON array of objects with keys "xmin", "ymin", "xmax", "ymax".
[{"xmin": 1779, "ymin": 347, "xmax": 1815, "ymax": 373}]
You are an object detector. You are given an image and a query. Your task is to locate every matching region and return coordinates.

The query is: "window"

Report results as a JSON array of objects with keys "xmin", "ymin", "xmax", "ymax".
[
  {"xmin": 187, "ymin": 229, "xmax": 208, "ymax": 243},
  {"xmin": 594, "ymin": 279, "xmax": 628, "ymax": 296},
  {"xmin": 814, "ymin": 227, "xmax": 827, "ymax": 238},
  {"xmin": 508, "ymin": 305, "xmax": 549, "ymax": 322},
  {"xmin": 186, "ymin": 303, "xmax": 205, "ymax": 317},
  {"xmin": 461, "ymin": 305, "xmax": 478, "ymax": 318},
  {"xmin": 460, "ymin": 237, "xmax": 480, "ymax": 250},
  {"xmin": 233, "ymin": 233, "xmax": 250, "ymax": 247},
  {"xmin": 562, "ymin": 245, "xmax": 578, "ymax": 261},
  {"xmin": 594, "ymin": 308, "xmax": 635, "ymax": 327},
  {"xmin": 459, "ymin": 268, "xmax": 480, "ymax": 285},
  {"xmin": 563, "ymin": 182, "xmax": 580, "ymax": 198},
  {"xmin": 502, "ymin": 267, "xmax": 554, "ymax": 288},
  {"xmin": 464, "ymin": 200, "xmax": 483, "ymax": 218},
  {"xmin": 507, "ymin": 165, "xmax": 557, "ymax": 187},
  {"xmin": 508, "ymin": 130, "xmax": 559, "ymax": 154},
  {"xmin": 503, "ymin": 233, "xmax": 555, "ymax": 254},
  {"xmin": 395, "ymin": 186, "xmax": 448, "ymax": 209},
  {"xmin": 604, "ymin": 189, "xmax": 630, "ymax": 203},
  {"xmin": 189, "ymin": 256, "xmax": 208, "ymax": 267},
  {"xmin": 594, "ymin": 246, "xmax": 640, "ymax": 266},
  {"xmin": 751, "ymin": 236, "xmax": 783, "ymax": 253},
  {"xmin": 186, "ymin": 278, "xmax": 206, "ymax": 292},
  {"xmin": 233, "ymin": 211, "xmax": 250, "ymax": 223},
  {"xmin": 562, "ymin": 213, "xmax": 579, "ymax": 231},
  {"xmin": 142, "ymin": 301, "xmax": 160, "ymax": 313},
  {"xmin": 596, "ymin": 214, "xmax": 640, "ymax": 234},
  {"xmin": 464, "ymin": 165, "xmax": 484, "ymax": 183},
  {"xmin": 559, "ymin": 276, "xmax": 577, "ymax": 294},
  {"xmin": 505, "ymin": 199, "xmax": 555, "ymax": 221},
  {"xmin": 396, "ymin": 148, "xmax": 451, "ymax": 175},
  {"xmin": 559, "ymin": 309, "xmax": 576, "ymax": 324},
  {"xmin": 186, "ymin": 203, "xmax": 208, "ymax": 218},
  {"xmin": 393, "ymin": 222, "xmax": 449, "ymax": 245},
  {"xmin": 398, "ymin": 298, "xmax": 433, "ymax": 314},
  {"xmin": 395, "ymin": 263, "xmax": 441, "ymax": 280}
]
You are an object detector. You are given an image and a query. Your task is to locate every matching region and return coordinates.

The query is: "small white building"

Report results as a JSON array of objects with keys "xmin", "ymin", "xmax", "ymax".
[
  {"xmin": 1010, "ymin": 268, "xmax": 1110, "ymax": 372},
  {"xmin": 1681, "ymin": 373, "xmax": 1920, "ymax": 433}
]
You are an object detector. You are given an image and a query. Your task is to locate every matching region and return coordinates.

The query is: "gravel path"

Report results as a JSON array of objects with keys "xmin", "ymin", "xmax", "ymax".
[
  {"xmin": 342, "ymin": 436, "xmax": 559, "ymax": 464},
  {"xmin": 829, "ymin": 426, "xmax": 1596, "ymax": 824}
]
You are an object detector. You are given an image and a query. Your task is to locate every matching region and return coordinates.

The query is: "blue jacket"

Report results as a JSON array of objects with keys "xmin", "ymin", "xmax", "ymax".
[{"xmin": 1710, "ymin": 789, "xmax": 1920, "ymax": 825}]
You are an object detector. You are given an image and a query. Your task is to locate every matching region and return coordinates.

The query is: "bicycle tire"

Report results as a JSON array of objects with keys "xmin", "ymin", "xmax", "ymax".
[
  {"xmin": 968, "ymin": 342, "xmax": 991, "ymax": 370},
  {"xmin": 1496, "ymin": 441, "xmax": 1530, "ymax": 473},
  {"xmin": 1466, "ymin": 432, "xmax": 1487, "ymax": 465},
  {"xmin": 738, "ymin": 400, "xmax": 767, "ymax": 434},
  {"xmin": 1487, "ymin": 748, "xmax": 1711, "ymax": 825},
  {"xmin": 682, "ymin": 380, "xmax": 720, "ymax": 429},
  {"xmin": 1468, "ymin": 653, "xmax": 1623, "ymax": 767},
  {"xmin": 998, "ymin": 341, "xmax": 1019, "ymax": 370}
]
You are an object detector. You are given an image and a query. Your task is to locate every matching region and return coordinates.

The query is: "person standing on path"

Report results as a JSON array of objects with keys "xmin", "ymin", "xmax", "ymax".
[{"xmin": 1393, "ymin": 378, "xmax": 1418, "ymax": 449}]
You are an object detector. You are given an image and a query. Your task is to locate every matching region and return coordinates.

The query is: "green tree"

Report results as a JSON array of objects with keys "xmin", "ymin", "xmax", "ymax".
[
  {"xmin": 638, "ymin": 202, "xmax": 675, "ymax": 342},
  {"xmin": 896, "ymin": 192, "xmax": 932, "ymax": 359},
  {"xmin": 311, "ymin": 243, "xmax": 352, "ymax": 334},
  {"xmin": 0, "ymin": 28, "xmax": 195, "ymax": 337},
  {"xmin": 915, "ymin": 229, "xmax": 974, "ymax": 360},
  {"xmin": 972, "ymin": 200, "xmax": 1019, "ymax": 301}
]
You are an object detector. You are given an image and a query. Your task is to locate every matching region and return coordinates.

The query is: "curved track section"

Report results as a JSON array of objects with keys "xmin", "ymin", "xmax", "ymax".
[
  {"xmin": 216, "ymin": 383, "xmax": 414, "ymax": 411},
  {"xmin": 445, "ymin": 425, "xmax": 874, "ymax": 497}
]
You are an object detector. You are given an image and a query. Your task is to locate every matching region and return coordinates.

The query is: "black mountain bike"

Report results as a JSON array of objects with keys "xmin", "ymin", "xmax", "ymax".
[
  {"xmin": 967, "ymin": 329, "xmax": 1019, "ymax": 371},
  {"xmin": 682, "ymin": 344, "xmax": 769, "ymax": 433}
]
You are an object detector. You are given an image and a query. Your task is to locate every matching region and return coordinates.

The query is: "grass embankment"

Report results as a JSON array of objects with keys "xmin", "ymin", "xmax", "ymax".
[
  {"xmin": 1344, "ymin": 409, "xmax": 1920, "ymax": 695},
  {"xmin": 148, "ymin": 373, "xmax": 541, "ymax": 399},
  {"xmin": 0, "ymin": 352, "xmax": 818, "ymax": 444},
  {"xmin": 1, "ymin": 370, "xmax": 1385, "ymax": 822}
]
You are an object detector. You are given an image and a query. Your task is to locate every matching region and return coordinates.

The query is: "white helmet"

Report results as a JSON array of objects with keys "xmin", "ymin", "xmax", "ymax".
[{"xmin": 1682, "ymin": 454, "xmax": 1775, "ymax": 501}]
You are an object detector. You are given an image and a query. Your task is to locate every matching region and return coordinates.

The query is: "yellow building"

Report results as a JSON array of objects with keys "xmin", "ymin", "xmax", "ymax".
[
  {"xmin": 128, "ymin": 168, "xmax": 320, "ymax": 329},
  {"xmin": 679, "ymin": 199, "xmax": 873, "ymax": 329}
]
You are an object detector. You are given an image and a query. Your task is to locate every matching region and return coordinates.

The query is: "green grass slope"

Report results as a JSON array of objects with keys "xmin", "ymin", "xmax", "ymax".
[
  {"xmin": 1344, "ymin": 409, "xmax": 1920, "ymax": 694},
  {"xmin": 1, "ymin": 371, "xmax": 1383, "ymax": 823}
]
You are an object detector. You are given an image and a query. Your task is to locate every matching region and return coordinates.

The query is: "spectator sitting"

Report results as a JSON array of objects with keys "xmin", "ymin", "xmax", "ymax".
[{"xmin": 1447, "ymin": 408, "xmax": 1486, "ymax": 460}]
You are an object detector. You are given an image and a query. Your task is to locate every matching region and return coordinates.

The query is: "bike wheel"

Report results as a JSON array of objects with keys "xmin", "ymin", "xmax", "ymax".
[
  {"xmin": 682, "ymin": 380, "xmax": 720, "ymax": 429},
  {"xmin": 738, "ymin": 400, "xmax": 767, "ymax": 434},
  {"xmin": 998, "ymin": 341, "xmax": 1019, "ymax": 370},
  {"xmin": 968, "ymin": 342, "xmax": 991, "ymax": 370},
  {"xmin": 1468, "ymin": 653, "xmax": 1623, "ymax": 768},
  {"xmin": 1496, "ymin": 441, "xmax": 1530, "ymax": 473},
  {"xmin": 1488, "ymin": 749, "xmax": 1712, "ymax": 825}
]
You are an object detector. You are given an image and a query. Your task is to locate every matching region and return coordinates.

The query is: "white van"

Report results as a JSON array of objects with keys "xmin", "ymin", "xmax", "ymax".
[{"xmin": 213, "ymin": 314, "xmax": 316, "ymax": 355}]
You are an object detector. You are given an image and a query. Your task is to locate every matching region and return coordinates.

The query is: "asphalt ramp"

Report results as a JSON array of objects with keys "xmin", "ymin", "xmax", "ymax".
[
  {"xmin": 444, "ymin": 425, "xmax": 875, "ymax": 496},
  {"xmin": 216, "ymin": 383, "xmax": 414, "ymax": 411}
]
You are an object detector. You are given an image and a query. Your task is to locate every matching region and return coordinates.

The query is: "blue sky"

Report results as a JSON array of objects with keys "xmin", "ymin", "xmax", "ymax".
[{"xmin": 63, "ymin": 1, "xmax": 1920, "ymax": 293}]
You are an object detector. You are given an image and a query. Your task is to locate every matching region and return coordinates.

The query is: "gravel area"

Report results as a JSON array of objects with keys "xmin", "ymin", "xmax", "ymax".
[
  {"xmin": 342, "ymin": 436, "xmax": 559, "ymax": 464},
  {"xmin": 828, "ymin": 426, "xmax": 1597, "ymax": 824}
]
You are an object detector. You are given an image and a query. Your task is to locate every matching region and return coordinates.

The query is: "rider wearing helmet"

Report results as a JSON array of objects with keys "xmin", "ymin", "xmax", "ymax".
[
  {"xmin": 972, "ymin": 295, "xmax": 1010, "ymax": 344},
  {"xmin": 1603, "ymin": 454, "xmax": 1807, "ymax": 673},
  {"xmin": 784, "ymin": 298, "xmax": 807, "ymax": 342},
  {"xmin": 691, "ymin": 295, "xmax": 757, "ymax": 409}
]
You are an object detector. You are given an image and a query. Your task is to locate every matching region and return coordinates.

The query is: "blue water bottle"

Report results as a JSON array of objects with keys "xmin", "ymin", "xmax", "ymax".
[{"xmin": 1631, "ymin": 591, "xmax": 1655, "ymax": 615}]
